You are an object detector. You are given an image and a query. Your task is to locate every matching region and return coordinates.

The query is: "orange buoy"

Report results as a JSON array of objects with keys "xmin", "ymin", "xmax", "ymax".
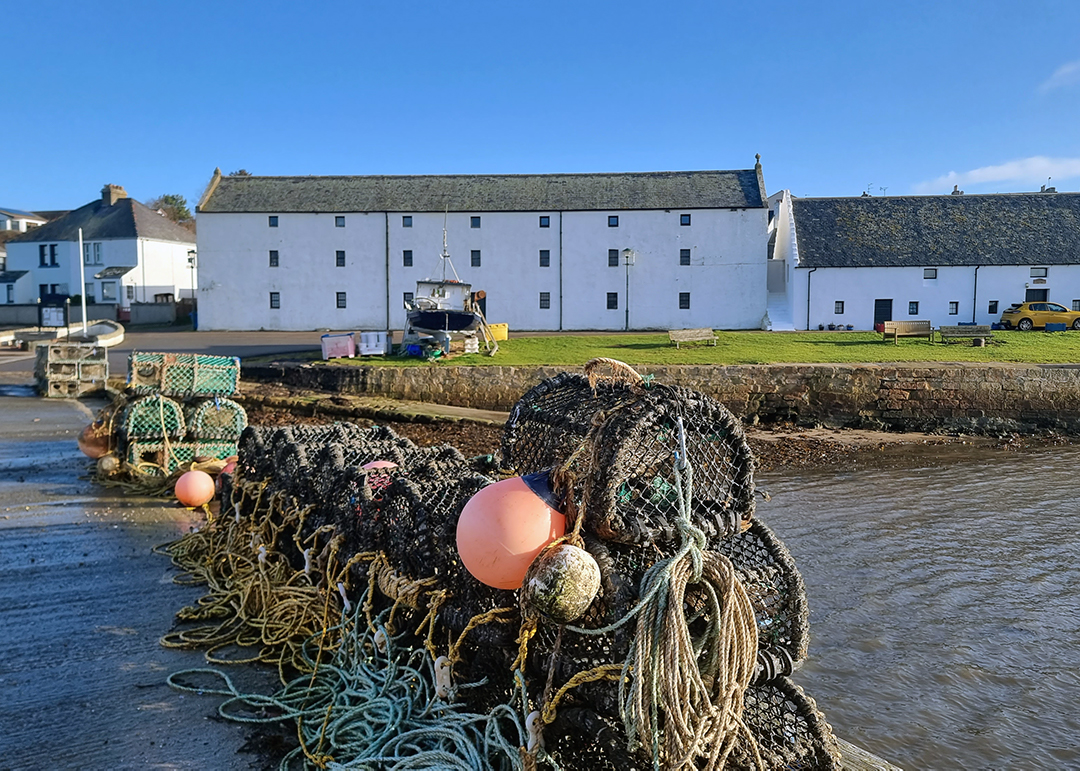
[
  {"xmin": 456, "ymin": 472, "xmax": 565, "ymax": 590},
  {"xmin": 78, "ymin": 422, "xmax": 110, "ymax": 459},
  {"xmin": 175, "ymin": 470, "xmax": 215, "ymax": 507}
]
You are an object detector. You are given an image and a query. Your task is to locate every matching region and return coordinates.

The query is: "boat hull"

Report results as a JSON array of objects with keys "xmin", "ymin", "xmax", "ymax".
[{"xmin": 407, "ymin": 309, "xmax": 481, "ymax": 332}]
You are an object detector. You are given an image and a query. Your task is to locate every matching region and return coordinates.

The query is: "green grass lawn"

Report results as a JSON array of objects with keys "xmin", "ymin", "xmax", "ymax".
[{"xmin": 295, "ymin": 329, "xmax": 1080, "ymax": 367}]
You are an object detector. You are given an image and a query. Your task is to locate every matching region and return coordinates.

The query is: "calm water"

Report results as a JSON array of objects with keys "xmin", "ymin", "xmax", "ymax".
[{"xmin": 757, "ymin": 444, "xmax": 1080, "ymax": 770}]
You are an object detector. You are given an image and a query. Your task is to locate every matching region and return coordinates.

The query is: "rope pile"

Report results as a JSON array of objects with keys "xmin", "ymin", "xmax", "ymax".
[{"xmin": 157, "ymin": 359, "xmax": 842, "ymax": 770}]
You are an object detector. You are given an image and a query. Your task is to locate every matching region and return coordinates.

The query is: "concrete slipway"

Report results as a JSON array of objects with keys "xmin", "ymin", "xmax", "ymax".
[{"xmin": 0, "ymin": 391, "xmax": 275, "ymax": 770}]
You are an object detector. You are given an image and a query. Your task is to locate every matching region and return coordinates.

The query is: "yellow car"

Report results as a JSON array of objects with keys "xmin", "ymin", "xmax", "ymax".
[{"xmin": 999, "ymin": 301, "xmax": 1080, "ymax": 331}]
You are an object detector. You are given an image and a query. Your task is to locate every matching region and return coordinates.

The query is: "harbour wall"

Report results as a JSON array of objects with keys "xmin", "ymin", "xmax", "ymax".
[{"xmin": 242, "ymin": 362, "xmax": 1080, "ymax": 435}]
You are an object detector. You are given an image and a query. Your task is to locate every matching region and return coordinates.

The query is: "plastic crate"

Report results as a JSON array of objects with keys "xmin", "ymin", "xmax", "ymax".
[
  {"xmin": 128, "ymin": 352, "xmax": 240, "ymax": 397},
  {"xmin": 359, "ymin": 331, "xmax": 391, "ymax": 356},
  {"xmin": 321, "ymin": 333, "xmax": 356, "ymax": 360},
  {"xmin": 486, "ymin": 323, "xmax": 508, "ymax": 341}
]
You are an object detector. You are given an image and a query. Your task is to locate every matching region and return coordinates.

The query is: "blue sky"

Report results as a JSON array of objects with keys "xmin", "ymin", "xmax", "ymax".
[{"xmin": 5, "ymin": 0, "xmax": 1080, "ymax": 211}]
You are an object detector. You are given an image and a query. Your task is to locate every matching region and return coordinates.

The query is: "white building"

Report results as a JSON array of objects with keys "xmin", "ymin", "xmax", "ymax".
[
  {"xmin": 195, "ymin": 164, "xmax": 771, "ymax": 332},
  {"xmin": 4, "ymin": 185, "xmax": 197, "ymax": 309},
  {"xmin": 768, "ymin": 191, "xmax": 1080, "ymax": 330},
  {"xmin": 0, "ymin": 207, "xmax": 47, "ymax": 233}
]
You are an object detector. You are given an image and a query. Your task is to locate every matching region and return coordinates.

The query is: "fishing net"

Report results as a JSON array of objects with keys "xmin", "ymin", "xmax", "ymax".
[
  {"xmin": 162, "ymin": 360, "xmax": 841, "ymax": 770},
  {"xmin": 186, "ymin": 397, "xmax": 248, "ymax": 439},
  {"xmin": 128, "ymin": 351, "xmax": 240, "ymax": 397},
  {"xmin": 122, "ymin": 394, "xmax": 187, "ymax": 439},
  {"xmin": 127, "ymin": 439, "xmax": 239, "ymax": 476}
]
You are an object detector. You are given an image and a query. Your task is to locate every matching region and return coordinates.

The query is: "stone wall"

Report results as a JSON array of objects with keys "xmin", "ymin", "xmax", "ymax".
[{"xmin": 243, "ymin": 361, "xmax": 1080, "ymax": 435}]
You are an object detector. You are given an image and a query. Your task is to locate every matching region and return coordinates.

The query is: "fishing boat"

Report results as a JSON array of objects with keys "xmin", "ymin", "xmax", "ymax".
[{"xmin": 404, "ymin": 224, "xmax": 483, "ymax": 334}]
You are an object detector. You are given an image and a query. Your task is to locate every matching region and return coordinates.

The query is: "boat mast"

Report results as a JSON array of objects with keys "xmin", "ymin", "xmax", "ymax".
[{"xmin": 440, "ymin": 207, "xmax": 462, "ymax": 283}]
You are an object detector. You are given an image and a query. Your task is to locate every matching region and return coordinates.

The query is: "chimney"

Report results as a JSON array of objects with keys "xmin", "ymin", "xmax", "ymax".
[
  {"xmin": 951, "ymin": 185, "xmax": 964, "ymax": 196},
  {"xmin": 101, "ymin": 184, "xmax": 128, "ymax": 206}
]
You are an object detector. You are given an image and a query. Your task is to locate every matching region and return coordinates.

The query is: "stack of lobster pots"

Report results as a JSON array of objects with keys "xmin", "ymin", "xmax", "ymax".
[{"xmin": 120, "ymin": 352, "xmax": 246, "ymax": 475}]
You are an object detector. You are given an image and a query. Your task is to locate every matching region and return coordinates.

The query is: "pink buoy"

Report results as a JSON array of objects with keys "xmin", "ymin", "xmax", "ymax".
[
  {"xmin": 456, "ymin": 472, "xmax": 566, "ymax": 590},
  {"xmin": 175, "ymin": 470, "xmax": 215, "ymax": 507}
]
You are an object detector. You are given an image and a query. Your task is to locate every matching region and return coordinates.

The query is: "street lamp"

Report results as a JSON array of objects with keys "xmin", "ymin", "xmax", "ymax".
[
  {"xmin": 621, "ymin": 248, "xmax": 635, "ymax": 331},
  {"xmin": 187, "ymin": 249, "xmax": 197, "ymax": 302}
]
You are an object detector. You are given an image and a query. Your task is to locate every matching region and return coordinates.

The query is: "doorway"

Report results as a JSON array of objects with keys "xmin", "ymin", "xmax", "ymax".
[
  {"xmin": 1025, "ymin": 288, "xmax": 1048, "ymax": 302},
  {"xmin": 873, "ymin": 299, "xmax": 893, "ymax": 327}
]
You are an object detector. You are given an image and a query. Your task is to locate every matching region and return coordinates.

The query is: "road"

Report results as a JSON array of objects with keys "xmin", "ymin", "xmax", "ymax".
[
  {"xmin": 0, "ymin": 393, "xmax": 276, "ymax": 770},
  {"xmin": 0, "ymin": 326, "xmax": 327, "ymax": 383}
]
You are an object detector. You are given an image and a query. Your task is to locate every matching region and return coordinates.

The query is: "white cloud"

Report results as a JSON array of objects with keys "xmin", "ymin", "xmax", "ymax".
[
  {"xmin": 1039, "ymin": 60, "xmax": 1080, "ymax": 93},
  {"xmin": 912, "ymin": 156, "xmax": 1080, "ymax": 194}
]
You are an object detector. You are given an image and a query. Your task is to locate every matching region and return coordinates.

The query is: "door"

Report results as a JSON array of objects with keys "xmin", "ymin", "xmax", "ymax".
[
  {"xmin": 1025, "ymin": 288, "xmax": 1048, "ymax": 302},
  {"xmin": 873, "ymin": 299, "xmax": 893, "ymax": 327}
]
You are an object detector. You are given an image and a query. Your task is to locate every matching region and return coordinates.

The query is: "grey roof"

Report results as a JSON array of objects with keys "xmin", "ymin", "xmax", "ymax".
[
  {"xmin": 94, "ymin": 265, "xmax": 136, "ymax": 279},
  {"xmin": 0, "ymin": 207, "xmax": 45, "ymax": 219},
  {"xmin": 0, "ymin": 270, "xmax": 28, "ymax": 283},
  {"xmin": 7, "ymin": 197, "xmax": 195, "ymax": 245},
  {"xmin": 198, "ymin": 169, "xmax": 767, "ymax": 214},
  {"xmin": 792, "ymin": 193, "xmax": 1080, "ymax": 268}
]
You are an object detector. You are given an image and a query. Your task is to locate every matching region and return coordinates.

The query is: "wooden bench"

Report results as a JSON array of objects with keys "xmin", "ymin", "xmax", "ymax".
[
  {"xmin": 882, "ymin": 320, "xmax": 933, "ymax": 344},
  {"xmin": 669, "ymin": 328, "xmax": 717, "ymax": 348},
  {"xmin": 938, "ymin": 324, "xmax": 993, "ymax": 344}
]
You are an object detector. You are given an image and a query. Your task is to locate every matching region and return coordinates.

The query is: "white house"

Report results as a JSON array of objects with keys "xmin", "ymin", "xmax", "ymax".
[
  {"xmin": 768, "ymin": 190, "xmax": 1080, "ymax": 330},
  {"xmin": 195, "ymin": 163, "xmax": 771, "ymax": 332},
  {"xmin": 0, "ymin": 207, "xmax": 47, "ymax": 233},
  {"xmin": 4, "ymin": 185, "xmax": 197, "ymax": 309}
]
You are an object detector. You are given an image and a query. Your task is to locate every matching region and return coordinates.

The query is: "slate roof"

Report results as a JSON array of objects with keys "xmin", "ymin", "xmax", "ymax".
[
  {"xmin": 198, "ymin": 170, "xmax": 767, "ymax": 213},
  {"xmin": 0, "ymin": 270, "xmax": 29, "ymax": 283},
  {"xmin": 792, "ymin": 193, "xmax": 1080, "ymax": 267},
  {"xmin": 7, "ymin": 197, "xmax": 195, "ymax": 245},
  {"xmin": 0, "ymin": 207, "xmax": 45, "ymax": 220},
  {"xmin": 93, "ymin": 265, "xmax": 136, "ymax": 279}
]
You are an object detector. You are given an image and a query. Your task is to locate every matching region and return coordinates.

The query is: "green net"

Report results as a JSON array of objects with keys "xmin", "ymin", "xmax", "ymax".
[
  {"xmin": 122, "ymin": 395, "xmax": 186, "ymax": 439},
  {"xmin": 128, "ymin": 351, "xmax": 240, "ymax": 397},
  {"xmin": 186, "ymin": 397, "xmax": 248, "ymax": 440},
  {"xmin": 126, "ymin": 439, "xmax": 239, "ymax": 475}
]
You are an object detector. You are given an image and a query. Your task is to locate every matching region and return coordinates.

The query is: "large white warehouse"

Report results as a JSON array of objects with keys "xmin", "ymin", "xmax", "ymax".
[{"xmin": 194, "ymin": 164, "xmax": 771, "ymax": 332}]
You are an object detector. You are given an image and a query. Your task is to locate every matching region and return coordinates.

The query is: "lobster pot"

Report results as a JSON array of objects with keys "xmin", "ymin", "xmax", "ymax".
[
  {"xmin": 122, "ymin": 394, "xmax": 186, "ymax": 439},
  {"xmin": 128, "ymin": 351, "xmax": 240, "ymax": 397},
  {"xmin": 126, "ymin": 439, "xmax": 239, "ymax": 475},
  {"xmin": 186, "ymin": 398, "xmax": 248, "ymax": 440}
]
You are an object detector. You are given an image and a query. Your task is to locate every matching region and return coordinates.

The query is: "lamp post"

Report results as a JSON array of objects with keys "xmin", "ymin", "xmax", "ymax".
[
  {"xmin": 621, "ymin": 248, "xmax": 635, "ymax": 331},
  {"xmin": 187, "ymin": 249, "xmax": 197, "ymax": 301}
]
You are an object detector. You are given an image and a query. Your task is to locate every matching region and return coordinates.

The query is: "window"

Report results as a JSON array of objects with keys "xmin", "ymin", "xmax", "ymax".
[
  {"xmin": 923, "ymin": 268, "xmax": 937, "ymax": 279},
  {"xmin": 402, "ymin": 216, "xmax": 413, "ymax": 227},
  {"xmin": 93, "ymin": 243, "xmax": 101, "ymax": 264},
  {"xmin": 336, "ymin": 250, "xmax": 346, "ymax": 267},
  {"xmin": 539, "ymin": 292, "xmax": 551, "ymax": 309},
  {"xmin": 679, "ymin": 292, "xmax": 691, "ymax": 310},
  {"xmin": 6, "ymin": 284, "xmax": 13, "ymax": 303},
  {"xmin": 1074, "ymin": 301, "xmax": 1080, "ymax": 312},
  {"xmin": 101, "ymin": 282, "xmax": 117, "ymax": 301},
  {"xmin": 834, "ymin": 301, "xmax": 845, "ymax": 314},
  {"xmin": 908, "ymin": 301, "xmax": 919, "ymax": 315},
  {"xmin": 539, "ymin": 249, "xmax": 550, "ymax": 267},
  {"xmin": 268, "ymin": 216, "xmax": 278, "ymax": 227},
  {"xmin": 608, "ymin": 216, "xmax": 619, "ymax": 227},
  {"xmin": 83, "ymin": 244, "xmax": 91, "ymax": 264},
  {"xmin": 403, "ymin": 250, "xmax": 413, "ymax": 267},
  {"xmin": 680, "ymin": 214, "xmax": 691, "ymax": 226},
  {"xmin": 680, "ymin": 248, "xmax": 691, "ymax": 266},
  {"xmin": 126, "ymin": 285, "xmax": 134, "ymax": 300},
  {"xmin": 336, "ymin": 292, "xmax": 347, "ymax": 308},
  {"xmin": 39, "ymin": 245, "xmax": 47, "ymax": 267},
  {"xmin": 988, "ymin": 301, "xmax": 999, "ymax": 314},
  {"xmin": 949, "ymin": 301, "xmax": 959, "ymax": 315},
  {"xmin": 607, "ymin": 292, "xmax": 618, "ymax": 310},
  {"xmin": 270, "ymin": 292, "xmax": 280, "ymax": 309},
  {"xmin": 403, "ymin": 291, "xmax": 414, "ymax": 304},
  {"xmin": 608, "ymin": 249, "xmax": 619, "ymax": 267},
  {"xmin": 269, "ymin": 250, "xmax": 279, "ymax": 267},
  {"xmin": 471, "ymin": 250, "xmax": 481, "ymax": 267},
  {"xmin": 49, "ymin": 244, "xmax": 57, "ymax": 266},
  {"xmin": 335, "ymin": 216, "xmax": 345, "ymax": 227},
  {"xmin": 471, "ymin": 216, "xmax": 481, "ymax": 228},
  {"xmin": 539, "ymin": 216, "xmax": 550, "ymax": 228},
  {"xmin": 1031, "ymin": 267, "xmax": 1048, "ymax": 278},
  {"xmin": 84, "ymin": 283, "xmax": 95, "ymax": 303}
]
